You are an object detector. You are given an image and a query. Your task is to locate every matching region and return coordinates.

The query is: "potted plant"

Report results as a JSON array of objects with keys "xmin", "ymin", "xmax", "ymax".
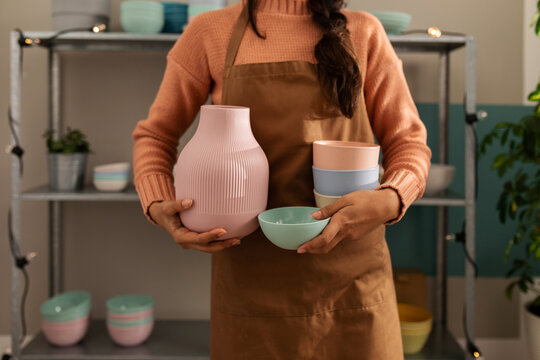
[
  {"xmin": 480, "ymin": 2, "xmax": 540, "ymax": 358},
  {"xmin": 44, "ymin": 127, "xmax": 91, "ymax": 191}
]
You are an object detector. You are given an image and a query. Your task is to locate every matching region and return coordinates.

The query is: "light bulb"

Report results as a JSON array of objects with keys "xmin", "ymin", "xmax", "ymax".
[
  {"xmin": 428, "ymin": 26, "xmax": 442, "ymax": 38},
  {"xmin": 92, "ymin": 24, "xmax": 107, "ymax": 33}
]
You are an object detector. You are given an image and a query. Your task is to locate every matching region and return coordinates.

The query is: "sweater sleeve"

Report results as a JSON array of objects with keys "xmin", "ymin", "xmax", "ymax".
[
  {"xmin": 361, "ymin": 14, "xmax": 432, "ymax": 224},
  {"xmin": 132, "ymin": 17, "xmax": 212, "ymax": 224}
]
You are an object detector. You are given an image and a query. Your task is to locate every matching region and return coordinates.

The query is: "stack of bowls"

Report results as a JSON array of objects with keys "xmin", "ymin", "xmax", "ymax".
[
  {"xmin": 161, "ymin": 2, "xmax": 188, "ymax": 33},
  {"xmin": 312, "ymin": 141, "xmax": 381, "ymax": 207},
  {"xmin": 120, "ymin": 1, "xmax": 164, "ymax": 34},
  {"xmin": 106, "ymin": 294, "xmax": 155, "ymax": 347},
  {"xmin": 40, "ymin": 290, "xmax": 91, "ymax": 347},
  {"xmin": 188, "ymin": 0, "xmax": 226, "ymax": 22},
  {"xmin": 93, "ymin": 162, "xmax": 130, "ymax": 192},
  {"xmin": 398, "ymin": 303, "xmax": 433, "ymax": 354},
  {"xmin": 369, "ymin": 11, "xmax": 412, "ymax": 35}
]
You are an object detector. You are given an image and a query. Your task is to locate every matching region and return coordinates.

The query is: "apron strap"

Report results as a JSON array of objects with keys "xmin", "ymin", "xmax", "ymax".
[{"xmin": 224, "ymin": 5, "xmax": 250, "ymax": 68}]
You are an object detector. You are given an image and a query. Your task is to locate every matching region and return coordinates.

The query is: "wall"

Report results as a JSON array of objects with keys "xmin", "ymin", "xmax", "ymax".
[{"xmin": 0, "ymin": 0, "xmax": 536, "ymax": 346}]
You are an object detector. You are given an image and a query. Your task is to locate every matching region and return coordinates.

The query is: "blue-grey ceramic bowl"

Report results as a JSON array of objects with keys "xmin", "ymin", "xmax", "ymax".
[{"xmin": 313, "ymin": 165, "xmax": 380, "ymax": 196}]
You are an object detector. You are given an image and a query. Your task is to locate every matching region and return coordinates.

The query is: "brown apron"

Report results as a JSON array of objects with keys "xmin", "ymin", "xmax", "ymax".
[{"xmin": 211, "ymin": 6, "xmax": 403, "ymax": 359}]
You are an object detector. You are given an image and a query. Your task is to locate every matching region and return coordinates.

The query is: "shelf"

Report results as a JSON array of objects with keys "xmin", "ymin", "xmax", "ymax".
[
  {"xmin": 405, "ymin": 327, "xmax": 464, "ymax": 360},
  {"xmin": 20, "ymin": 184, "xmax": 466, "ymax": 207},
  {"xmin": 388, "ymin": 34, "xmax": 469, "ymax": 53},
  {"xmin": 20, "ymin": 31, "xmax": 468, "ymax": 53},
  {"xmin": 414, "ymin": 191, "xmax": 467, "ymax": 207},
  {"xmin": 21, "ymin": 319, "xmax": 463, "ymax": 360},
  {"xmin": 22, "ymin": 31, "xmax": 180, "ymax": 52},
  {"xmin": 21, "ymin": 319, "xmax": 210, "ymax": 360},
  {"xmin": 19, "ymin": 184, "xmax": 139, "ymax": 202}
]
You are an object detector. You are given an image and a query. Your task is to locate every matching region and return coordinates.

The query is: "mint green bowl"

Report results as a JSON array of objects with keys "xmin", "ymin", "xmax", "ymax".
[
  {"xmin": 40, "ymin": 290, "xmax": 91, "ymax": 322},
  {"xmin": 106, "ymin": 294, "xmax": 154, "ymax": 315},
  {"xmin": 258, "ymin": 207, "xmax": 330, "ymax": 250},
  {"xmin": 369, "ymin": 11, "xmax": 411, "ymax": 35},
  {"xmin": 106, "ymin": 315, "xmax": 154, "ymax": 327}
]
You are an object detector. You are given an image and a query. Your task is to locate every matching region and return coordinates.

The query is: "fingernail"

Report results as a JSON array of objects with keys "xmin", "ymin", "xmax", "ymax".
[
  {"xmin": 311, "ymin": 211, "xmax": 321, "ymax": 219},
  {"xmin": 216, "ymin": 230, "xmax": 227, "ymax": 237},
  {"xmin": 233, "ymin": 240, "xmax": 241, "ymax": 246},
  {"xmin": 297, "ymin": 248, "xmax": 306, "ymax": 254},
  {"xmin": 181, "ymin": 199, "xmax": 192, "ymax": 208}
]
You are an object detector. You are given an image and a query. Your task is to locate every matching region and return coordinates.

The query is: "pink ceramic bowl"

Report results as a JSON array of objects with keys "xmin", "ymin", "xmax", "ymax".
[
  {"xmin": 313, "ymin": 140, "xmax": 380, "ymax": 170},
  {"xmin": 106, "ymin": 321, "xmax": 154, "ymax": 347},
  {"xmin": 106, "ymin": 308, "xmax": 154, "ymax": 321},
  {"xmin": 41, "ymin": 313, "xmax": 90, "ymax": 347}
]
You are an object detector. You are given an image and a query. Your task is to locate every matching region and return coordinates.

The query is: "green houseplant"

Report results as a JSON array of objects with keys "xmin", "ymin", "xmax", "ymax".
[
  {"xmin": 44, "ymin": 127, "xmax": 91, "ymax": 191},
  {"xmin": 480, "ymin": 2, "xmax": 540, "ymax": 358}
]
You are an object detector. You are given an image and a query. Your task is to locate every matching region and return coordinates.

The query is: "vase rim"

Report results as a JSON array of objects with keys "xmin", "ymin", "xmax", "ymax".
[{"xmin": 202, "ymin": 105, "xmax": 249, "ymax": 110}]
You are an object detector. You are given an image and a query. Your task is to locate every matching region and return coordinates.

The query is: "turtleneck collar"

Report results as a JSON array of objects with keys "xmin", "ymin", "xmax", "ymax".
[{"xmin": 243, "ymin": 0, "xmax": 311, "ymax": 16}]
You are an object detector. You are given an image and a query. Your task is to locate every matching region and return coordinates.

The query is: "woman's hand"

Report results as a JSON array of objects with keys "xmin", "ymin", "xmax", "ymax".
[
  {"xmin": 149, "ymin": 199, "xmax": 241, "ymax": 253},
  {"xmin": 296, "ymin": 188, "xmax": 401, "ymax": 255}
]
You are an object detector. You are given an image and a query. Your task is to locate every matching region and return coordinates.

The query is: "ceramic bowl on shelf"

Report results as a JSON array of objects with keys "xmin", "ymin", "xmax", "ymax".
[
  {"xmin": 162, "ymin": 2, "xmax": 188, "ymax": 33},
  {"xmin": 40, "ymin": 290, "xmax": 91, "ymax": 347},
  {"xmin": 94, "ymin": 162, "xmax": 130, "ymax": 173},
  {"xmin": 398, "ymin": 303, "xmax": 433, "ymax": 354},
  {"xmin": 369, "ymin": 11, "xmax": 412, "ymax": 35},
  {"xmin": 107, "ymin": 294, "xmax": 154, "ymax": 315},
  {"xmin": 313, "ymin": 140, "xmax": 380, "ymax": 170},
  {"xmin": 41, "ymin": 313, "xmax": 90, "ymax": 347},
  {"xmin": 120, "ymin": 1, "xmax": 164, "ymax": 34},
  {"xmin": 40, "ymin": 290, "xmax": 91, "ymax": 322},
  {"xmin": 424, "ymin": 164, "xmax": 455, "ymax": 196},
  {"xmin": 93, "ymin": 179, "xmax": 129, "ymax": 192},
  {"xmin": 107, "ymin": 307, "xmax": 154, "ymax": 321},
  {"xmin": 258, "ymin": 207, "xmax": 329, "ymax": 250},
  {"xmin": 106, "ymin": 320, "xmax": 154, "ymax": 347},
  {"xmin": 312, "ymin": 165, "xmax": 380, "ymax": 197}
]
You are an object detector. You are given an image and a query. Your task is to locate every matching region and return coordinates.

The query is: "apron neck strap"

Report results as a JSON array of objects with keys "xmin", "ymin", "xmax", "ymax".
[{"xmin": 224, "ymin": 5, "xmax": 250, "ymax": 68}]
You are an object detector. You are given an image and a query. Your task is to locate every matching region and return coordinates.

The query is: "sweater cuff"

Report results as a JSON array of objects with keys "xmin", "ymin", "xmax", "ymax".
[
  {"xmin": 135, "ymin": 173, "xmax": 176, "ymax": 225},
  {"xmin": 375, "ymin": 170, "xmax": 421, "ymax": 225}
]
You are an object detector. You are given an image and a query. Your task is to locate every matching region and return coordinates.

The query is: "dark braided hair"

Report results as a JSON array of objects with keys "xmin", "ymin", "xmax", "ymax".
[{"xmin": 247, "ymin": 0, "xmax": 361, "ymax": 118}]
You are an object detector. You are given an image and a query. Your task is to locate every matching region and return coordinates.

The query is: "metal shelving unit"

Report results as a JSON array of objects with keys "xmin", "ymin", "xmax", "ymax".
[{"xmin": 9, "ymin": 31, "xmax": 477, "ymax": 359}]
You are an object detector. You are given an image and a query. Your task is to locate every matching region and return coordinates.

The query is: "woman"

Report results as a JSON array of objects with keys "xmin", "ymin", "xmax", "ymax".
[{"xmin": 132, "ymin": 0, "xmax": 431, "ymax": 358}]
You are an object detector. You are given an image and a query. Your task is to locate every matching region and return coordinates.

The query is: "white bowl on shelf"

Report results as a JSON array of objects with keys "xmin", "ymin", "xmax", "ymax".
[
  {"xmin": 93, "ymin": 179, "xmax": 129, "ymax": 192},
  {"xmin": 94, "ymin": 162, "xmax": 130, "ymax": 173},
  {"xmin": 424, "ymin": 164, "xmax": 455, "ymax": 196}
]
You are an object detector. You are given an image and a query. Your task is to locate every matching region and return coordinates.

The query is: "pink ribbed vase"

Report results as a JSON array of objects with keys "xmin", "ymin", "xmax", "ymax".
[{"xmin": 174, "ymin": 105, "xmax": 269, "ymax": 239}]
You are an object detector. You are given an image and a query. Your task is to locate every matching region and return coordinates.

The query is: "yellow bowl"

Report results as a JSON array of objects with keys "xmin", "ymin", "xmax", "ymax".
[
  {"xmin": 313, "ymin": 189, "xmax": 341, "ymax": 208},
  {"xmin": 398, "ymin": 303, "xmax": 432, "ymax": 354}
]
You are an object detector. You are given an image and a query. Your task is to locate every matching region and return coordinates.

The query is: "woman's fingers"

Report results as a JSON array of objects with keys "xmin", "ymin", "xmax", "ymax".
[
  {"xmin": 173, "ymin": 227, "xmax": 228, "ymax": 245},
  {"xmin": 164, "ymin": 198, "xmax": 193, "ymax": 215},
  {"xmin": 311, "ymin": 196, "xmax": 351, "ymax": 220},
  {"xmin": 297, "ymin": 216, "xmax": 342, "ymax": 254}
]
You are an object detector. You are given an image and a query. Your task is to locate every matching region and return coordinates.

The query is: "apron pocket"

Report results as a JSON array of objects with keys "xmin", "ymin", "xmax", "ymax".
[{"xmin": 212, "ymin": 225, "xmax": 389, "ymax": 317}]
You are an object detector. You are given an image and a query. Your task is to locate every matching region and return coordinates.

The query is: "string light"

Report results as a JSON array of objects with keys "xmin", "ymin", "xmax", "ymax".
[
  {"xmin": 427, "ymin": 26, "xmax": 442, "ymax": 38},
  {"xmin": 92, "ymin": 23, "xmax": 107, "ymax": 33}
]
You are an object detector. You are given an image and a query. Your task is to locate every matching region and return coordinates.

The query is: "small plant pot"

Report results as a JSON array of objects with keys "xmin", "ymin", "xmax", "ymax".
[
  {"xmin": 48, "ymin": 153, "xmax": 88, "ymax": 191},
  {"xmin": 525, "ymin": 302, "xmax": 540, "ymax": 360}
]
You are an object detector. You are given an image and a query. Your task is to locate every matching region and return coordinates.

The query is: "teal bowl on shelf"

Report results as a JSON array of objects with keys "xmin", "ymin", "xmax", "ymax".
[
  {"xmin": 369, "ymin": 11, "xmax": 411, "ymax": 35},
  {"xmin": 258, "ymin": 207, "xmax": 330, "ymax": 250},
  {"xmin": 40, "ymin": 290, "xmax": 91, "ymax": 322},
  {"xmin": 106, "ymin": 315, "xmax": 154, "ymax": 327},
  {"xmin": 106, "ymin": 294, "xmax": 154, "ymax": 315},
  {"xmin": 120, "ymin": 1, "xmax": 164, "ymax": 34}
]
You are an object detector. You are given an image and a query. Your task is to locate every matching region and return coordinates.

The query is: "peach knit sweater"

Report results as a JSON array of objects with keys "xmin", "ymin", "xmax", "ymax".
[{"xmin": 132, "ymin": 0, "xmax": 432, "ymax": 224}]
